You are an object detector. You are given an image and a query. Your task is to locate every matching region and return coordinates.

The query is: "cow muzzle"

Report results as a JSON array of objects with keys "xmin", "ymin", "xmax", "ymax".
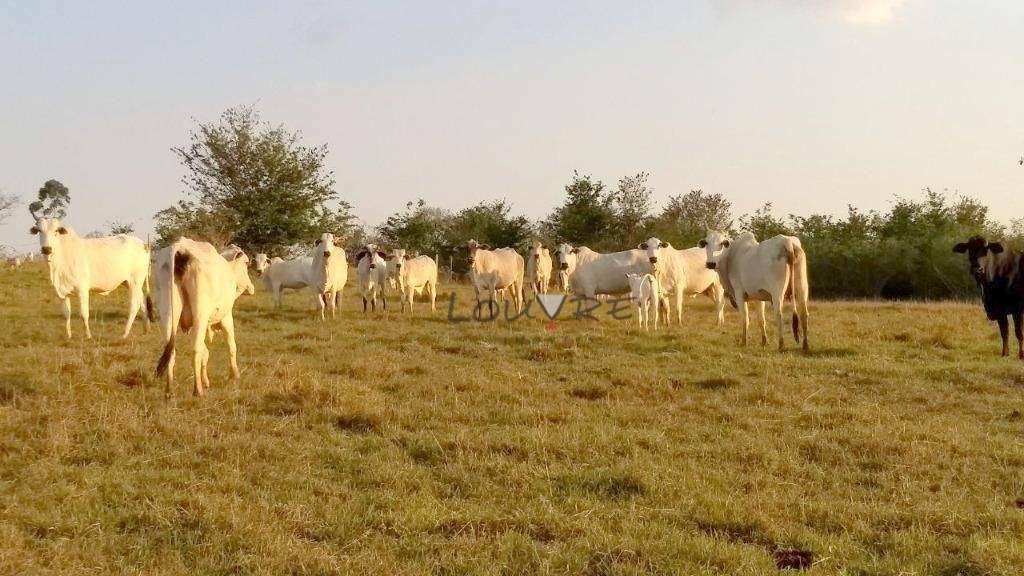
[
  {"xmin": 559, "ymin": 263, "xmax": 568, "ymax": 271},
  {"xmin": 369, "ymin": 264, "xmax": 376, "ymax": 270},
  {"xmin": 706, "ymin": 262, "xmax": 717, "ymax": 270},
  {"xmin": 323, "ymin": 251, "xmax": 331, "ymax": 258},
  {"xmin": 41, "ymin": 246, "xmax": 53, "ymax": 256},
  {"xmin": 649, "ymin": 257, "xmax": 658, "ymax": 264}
]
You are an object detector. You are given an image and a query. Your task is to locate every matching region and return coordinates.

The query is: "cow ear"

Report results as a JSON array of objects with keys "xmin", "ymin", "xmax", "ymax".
[
  {"xmin": 479, "ymin": 244, "xmax": 489, "ymax": 250},
  {"xmin": 639, "ymin": 243, "xmax": 648, "ymax": 250},
  {"xmin": 233, "ymin": 251, "xmax": 245, "ymax": 261},
  {"xmin": 314, "ymin": 239, "xmax": 322, "ymax": 246},
  {"xmin": 385, "ymin": 254, "xmax": 394, "ymax": 261},
  {"xmin": 377, "ymin": 251, "xmax": 387, "ymax": 259},
  {"xmin": 57, "ymin": 227, "xmax": 68, "ymax": 235},
  {"xmin": 660, "ymin": 241, "xmax": 669, "ymax": 248},
  {"xmin": 571, "ymin": 247, "xmax": 580, "ymax": 254},
  {"xmin": 721, "ymin": 240, "xmax": 730, "ymax": 248},
  {"xmin": 30, "ymin": 226, "xmax": 39, "ymax": 235},
  {"xmin": 988, "ymin": 242, "xmax": 1005, "ymax": 254},
  {"xmin": 952, "ymin": 243, "xmax": 969, "ymax": 253},
  {"xmin": 698, "ymin": 239, "xmax": 707, "ymax": 248},
  {"xmin": 404, "ymin": 253, "xmax": 411, "ymax": 260}
]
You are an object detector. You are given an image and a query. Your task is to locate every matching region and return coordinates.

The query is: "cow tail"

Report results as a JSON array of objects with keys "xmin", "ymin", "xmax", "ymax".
[
  {"xmin": 143, "ymin": 252, "xmax": 157, "ymax": 323},
  {"xmin": 156, "ymin": 247, "xmax": 192, "ymax": 377},
  {"xmin": 787, "ymin": 240, "xmax": 810, "ymax": 347}
]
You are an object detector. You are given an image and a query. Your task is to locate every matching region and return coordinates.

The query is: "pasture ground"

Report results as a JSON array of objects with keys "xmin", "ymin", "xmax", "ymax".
[{"xmin": 1, "ymin": 264, "xmax": 1023, "ymax": 575}]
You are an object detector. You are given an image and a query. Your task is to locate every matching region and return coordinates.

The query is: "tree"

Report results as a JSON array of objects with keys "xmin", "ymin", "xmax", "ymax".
[
  {"xmin": 156, "ymin": 105, "xmax": 354, "ymax": 252},
  {"xmin": 377, "ymin": 199, "xmax": 451, "ymax": 256},
  {"xmin": 108, "ymin": 221, "xmax": 135, "ymax": 235},
  {"xmin": 444, "ymin": 200, "xmax": 533, "ymax": 251},
  {"xmin": 650, "ymin": 189, "xmax": 733, "ymax": 247},
  {"xmin": 541, "ymin": 171, "xmax": 616, "ymax": 249},
  {"xmin": 28, "ymin": 179, "xmax": 70, "ymax": 219},
  {"xmin": 739, "ymin": 202, "xmax": 791, "ymax": 239},
  {"xmin": 613, "ymin": 172, "xmax": 653, "ymax": 247},
  {"xmin": 0, "ymin": 193, "xmax": 17, "ymax": 224}
]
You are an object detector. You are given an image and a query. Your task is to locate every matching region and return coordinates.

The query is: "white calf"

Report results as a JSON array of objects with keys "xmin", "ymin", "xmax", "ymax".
[
  {"xmin": 355, "ymin": 244, "xmax": 388, "ymax": 313},
  {"xmin": 626, "ymin": 272, "xmax": 660, "ymax": 330},
  {"xmin": 525, "ymin": 241, "xmax": 552, "ymax": 296},
  {"xmin": 388, "ymin": 249, "xmax": 439, "ymax": 313}
]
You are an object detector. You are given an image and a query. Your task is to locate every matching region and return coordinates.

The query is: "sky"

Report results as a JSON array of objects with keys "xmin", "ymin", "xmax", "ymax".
[{"xmin": 1, "ymin": 0, "xmax": 1022, "ymax": 252}]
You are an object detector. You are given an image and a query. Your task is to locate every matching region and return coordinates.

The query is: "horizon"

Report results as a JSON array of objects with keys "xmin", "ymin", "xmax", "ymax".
[{"xmin": 2, "ymin": 0, "xmax": 1022, "ymax": 252}]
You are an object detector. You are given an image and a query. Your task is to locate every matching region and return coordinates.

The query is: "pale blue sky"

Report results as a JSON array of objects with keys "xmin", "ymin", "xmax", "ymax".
[{"xmin": 2, "ymin": 0, "xmax": 1022, "ymax": 251}]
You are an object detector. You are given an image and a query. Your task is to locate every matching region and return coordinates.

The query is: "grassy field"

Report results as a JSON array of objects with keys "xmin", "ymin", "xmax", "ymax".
[{"xmin": 1, "ymin": 262, "xmax": 1023, "ymax": 575}]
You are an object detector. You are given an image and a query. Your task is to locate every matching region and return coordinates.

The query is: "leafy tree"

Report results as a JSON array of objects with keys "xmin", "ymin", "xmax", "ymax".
[
  {"xmin": 156, "ymin": 105, "xmax": 354, "ymax": 252},
  {"xmin": 0, "ymin": 193, "xmax": 17, "ymax": 224},
  {"xmin": 28, "ymin": 179, "xmax": 70, "ymax": 219},
  {"xmin": 108, "ymin": 221, "xmax": 135, "ymax": 235},
  {"xmin": 612, "ymin": 172, "xmax": 653, "ymax": 247},
  {"xmin": 649, "ymin": 189, "xmax": 733, "ymax": 247},
  {"xmin": 377, "ymin": 199, "xmax": 450, "ymax": 256},
  {"xmin": 739, "ymin": 202, "xmax": 791, "ymax": 240},
  {"xmin": 541, "ymin": 171, "xmax": 616, "ymax": 250}
]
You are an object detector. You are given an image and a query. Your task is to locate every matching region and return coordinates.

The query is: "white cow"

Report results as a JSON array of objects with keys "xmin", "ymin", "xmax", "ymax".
[
  {"xmin": 153, "ymin": 237, "xmax": 255, "ymax": 396},
  {"xmin": 310, "ymin": 233, "xmax": 348, "ymax": 320},
  {"xmin": 554, "ymin": 243, "xmax": 648, "ymax": 297},
  {"xmin": 626, "ymin": 272, "xmax": 660, "ymax": 330},
  {"xmin": 639, "ymin": 237, "xmax": 726, "ymax": 326},
  {"xmin": 263, "ymin": 256, "xmax": 313, "ymax": 308},
  {"xmin": 701, "ymin": 231, "xmax": 810, "ymax": 351},
  {"xmin": 388, "ymin": 248, "xmax": 439, "ymax": 313},
  {"xmin": 467, "ymin": 239, "xmax": 525, "ymax": 315},
  {"xmin": 525, "ymin": 241, "xmax": 552, "ymax": 297},
  {"xmin": 253, "ymin": 253, "xmax": 272, "ymax": 276},
  {"xmin": 31, "ymin": 217, "xmax": 153, "ymax": 339},
  {"xmin": 355, "ymin": 244, "xmax": 388, "ymax": 313}
]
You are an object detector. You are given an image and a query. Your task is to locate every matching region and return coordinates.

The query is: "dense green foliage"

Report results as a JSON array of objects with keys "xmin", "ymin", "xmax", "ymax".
[
  {"xmin": 27, "ymin": 179, "xmax": 70, "ymax": 219},
  {"xmin": 154, "ymin": 106, "xmax": 355, "ymax": 253}
]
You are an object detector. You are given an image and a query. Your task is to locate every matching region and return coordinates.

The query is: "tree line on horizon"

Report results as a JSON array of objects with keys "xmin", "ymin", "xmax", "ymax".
[{"xmin": 9, "ymin": 105, "xmax": 1022, "ymax": 299}]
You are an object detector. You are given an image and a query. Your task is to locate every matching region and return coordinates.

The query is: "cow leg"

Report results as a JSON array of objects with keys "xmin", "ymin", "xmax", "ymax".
[
  {"xmin": 317, "ymin": 293, "xmax": 326, "ymax": 321},
  {"xmin": 738, "ymin": 298, "xmax": 749, "ymax": 346},
  {"xmin": 674, "ymin": 290, "xmax": 684, "ymax": 326},
  {"xmin": 1013, "ymin": 312, "xmax": 1024, "ymax": 360},
  {"xmin": 997, "ymin": 316, "xmax": 1010, "ymax": 357},
  {"xmin": 221, "ymin": 315, "xmax": 240, "ymax": 379},
  {"xmin": 123, "ymin": 282, "xmax": 142, "ymax": 339},
  {"xmin": 362, "ymin": 296, "xmax": 367, "ymax": 313},
  {"xmin": 274, "ymin": 284, "xmax": 283, "ymax": 309},
  {"xmin": 712, "ymin": 283, "xmax": 725, "ymax": 326},
  {"xmin": 758, "ymin": 302, "xmax": 768, "ymax": 346},
  {"xmin": 163, "ymin": 344, "xmax": 176, "ymax": 398},
  {"xmin": 773, "ymin": 299, "xmax": 786, "ymax": 351},
  {"xmin": 62, "ymin": 297, "xmax": 72, "ymax": 339},
  {"xmin": 79, "ymin": 290, "xmax": 92, "ymax": 339},
  {"xmin": 652, "ymin": 295, "xmax": 659, "ymax": 330},
  {"xmin": 192, "ymin": 318, "xmax": 209, "ymax": 396}
]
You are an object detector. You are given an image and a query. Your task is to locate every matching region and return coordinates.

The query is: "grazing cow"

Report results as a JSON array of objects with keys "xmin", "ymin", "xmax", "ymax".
[
  {"xmin": 355, "ymin": 244, "xmax": 388, "ymax": 313},
  {"xmin": 263, "ymin": 256, "xmax": 313, "ymax": 308},
  {"xmin": 153, "ymin": 237, "xmax": 254, "ymax": 396},
  {"xmin": 388, "ymin": 248, "xmax": 439, "ymax": 313},
  {"xmin": 953, "ymin": 236, "xmax": 1024, "ymax": 359},
  {"xmin": 253, "ymin": 253, "xmax": 272, "ymax": 276},
  {"xmin": 701, "ymin": 231, "xmax": 810, "ymax": 351},
  {"xmin": 30, "ymin": 216, "xmax": 154, "ymax": 339},
  {"xmin": 639, "ymin": 237, "xmax": 725, "ymax": 325},
  {"xmin": 626, "ymin": 272, "xmax": 660, "ymax": 330},
  {"xmin": 310, "ymin": 233, "xmax": 348, "ymax": 320},
  {"xmin": 554, "ymin": 243, "xmax": 648, "ymax": 297},
  {"xmin": 467, "ymin": 239, "xmax": 525, "ymax": 315},
  {"xmin": 525, "ymin": 241, "xmax": 553, "ymax": 297}
]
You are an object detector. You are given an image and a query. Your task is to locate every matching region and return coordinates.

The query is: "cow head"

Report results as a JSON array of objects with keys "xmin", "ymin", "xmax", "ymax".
[
  {"xmin": 313, "ymin": 233, "xmax": 342, "ymax": 264},
  {"xmin": 555, "ymin": 243, "xmax": 580, "ymax": 291},
  {"xmin": 700, "ymin": 231, "xmax": 731, "ymax": 270},
  {"xmin": 354, "ymin": 243, "xmax": 387, "ymax": 270},
  {"xmin": 228, "ymin": 250, "xmax": 255, "ymax": 297},
  {"xmin": 953, "ymin": 236, "xmax": 1003, "ymax": 283},
  {"xmin": 466, "ymin": 239, "xmax": 489, "ymax": 267},
  {"xmin": 253, "ymin": 253, "xmax": 271, "ymax": 276},
  {"xmin": 527, "ymin": 240, "xmax": 546, "ymax": 262},
  {"xmin": 625, "ymin": 272, "xmax": 645, "ymax": 302},
  {"xmin": 388, "ymin": 248, "xmax": 412, "ymax": 273},
  {"xmin": 30, "ymin": 217, "xmax": 70, "ymax": 261},
  {"xmin": 638, "ymin": 237, "xmax": 670, "ymax": 270}
]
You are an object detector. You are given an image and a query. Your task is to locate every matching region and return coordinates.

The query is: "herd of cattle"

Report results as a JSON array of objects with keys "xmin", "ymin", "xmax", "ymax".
[{"xmin": 19, "ymin": 214, "xmax": 1023, "ymax": 396}]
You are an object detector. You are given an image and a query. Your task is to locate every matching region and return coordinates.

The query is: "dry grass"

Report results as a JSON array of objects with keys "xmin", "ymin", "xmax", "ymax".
[{"xmin": 1, "ymin": 263, "xmax": 1024, "ymax": 574}]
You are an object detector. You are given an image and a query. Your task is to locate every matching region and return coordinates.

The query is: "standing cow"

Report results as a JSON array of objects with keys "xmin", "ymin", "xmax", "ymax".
[
  {"xmin": 30, "ymin": 216, "xmax": 154, "ymax": 339},
  {"xmin": 701, "ymin": 231, "xmax": 809, "ymax": 351},
  {"xmin": 263, "ymin": 256, "xmax": 313, "ymax": 308},
  {"xmin": 525, "ymin": 241, "xmax": 552, "ymax": 297},
  {"xmin": 153, "ymin": 238, "xmax": 255, "ymax": 397},
  {"xmin": 639, "ymin": 237, "xmax": 725, "ymax": 326},
  {"xmin": 355, "ymin": 244, "xmax": 388, "ymax": 313},
  {"xmin": 554, "ymin": 243, "xmax": 648, "ymax": 297},
  {"xmin": 310, "ymin": 233, "xmax": 348, "ymax": 320},
  {"xmin": 388, "ymin": 248, "xmax": 439, "ymax": 313},
  {"xmin": 953, "ymin": 236, "xmax": 1024, "ymax": 359},
  {"xmin": 467, "ymin": 239, "xmax": 525, "ymax": 315}
]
